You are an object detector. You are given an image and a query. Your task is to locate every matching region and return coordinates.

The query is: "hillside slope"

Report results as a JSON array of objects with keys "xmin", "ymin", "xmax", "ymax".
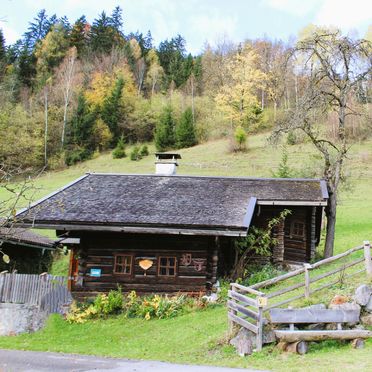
[{"xmin": 7, "ymin": 133, "xmax": 371, "ymax": 254}]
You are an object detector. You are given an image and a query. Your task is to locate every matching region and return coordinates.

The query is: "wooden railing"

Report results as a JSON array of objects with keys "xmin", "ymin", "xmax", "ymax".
[
  {"xmin": 228, "ymin": 241, "xmax": 372, "ymax": 351},
  {"xmin": 0, "ymin": 272, "xmax": 72, "ymax": 314}
]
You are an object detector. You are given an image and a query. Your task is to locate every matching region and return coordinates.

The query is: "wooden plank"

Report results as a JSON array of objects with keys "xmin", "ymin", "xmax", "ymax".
[
  {"xmin": 228, "ymin": 312, "xmax": 258, "ymax": 334},
  {"xmin": 228, "ymin": 290, "xmax": 257, "ymax": 307},
  {"xmin": 267, "ymin": 281, "xmax": 305, "ymax": 299},
  {"xmin": 250, "ymin": 267, "xmax": 305, "ymax": 289},
  {"xmin": 310, "ymin": 258, "xmax": 364, "ymax": 283},
  {"xmin": 269, "ymin": 309, "xmax": 360, "ymax": 324},
  {"xmin": 264, "ymin": 293, "xmax": 305, "ymax": 311},
  {"xmin": 311, "ymin": 245, "xmax": 363, "ymax": 269},
  {"xmin": 227, "ymin": 300, "xmax": 259, "ymax": 320},
  {"xmin": 274, "ymin": 330, "xmax": 372, "ymax": 342},
  {"xmin": 364, "ymin": 241, "xmax": 372, "ymax": 278},
  {"xmin": 231, "ymin": 283, "xmax": 265, "ymax": 296}
]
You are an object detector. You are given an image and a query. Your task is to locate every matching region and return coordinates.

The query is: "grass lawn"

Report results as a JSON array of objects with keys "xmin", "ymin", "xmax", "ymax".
[
  {"xmin": 0, "ymin": 308, "xmax": 371, "ymax": 372},
  {"xmin": 1, "ymin": 134, "xmax": 372, "ymax": 370}
]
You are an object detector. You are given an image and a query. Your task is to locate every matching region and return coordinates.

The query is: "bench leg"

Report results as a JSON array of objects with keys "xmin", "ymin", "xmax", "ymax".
[
  {"xmin": 351, "ymin": 338, "xmax": 364, "ymax": 349},
  {"xmin": 280, "ymin": 341, "xmax": 308, "ymax": 355}
]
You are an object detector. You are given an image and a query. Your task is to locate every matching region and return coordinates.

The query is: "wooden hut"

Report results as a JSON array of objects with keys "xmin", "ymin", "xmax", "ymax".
[
  {"xmin": 0, "ymin": 227, "xmax": 56, "ymax": 273},
  {"xmin": 15, "ymin": 167, "xmax": 328, "ymax": 297}
]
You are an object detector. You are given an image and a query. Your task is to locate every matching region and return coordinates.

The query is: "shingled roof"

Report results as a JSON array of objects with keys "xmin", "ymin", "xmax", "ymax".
[
  {"xmin": 0, "ymin": 227, "xmax": 56, "ymax": 249},
  {"xmin": 16, "ymin": 174, "xmax": 328, "ymax": 237}
]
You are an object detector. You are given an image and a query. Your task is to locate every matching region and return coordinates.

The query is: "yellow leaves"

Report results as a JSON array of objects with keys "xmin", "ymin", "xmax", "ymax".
[
  {"xmin": 85, "ymin": 64, "xmax": 136, "ymax": 111},
  {"xmin": 85, "ymin": 72, "xmax": 115, "ymax": 108},
  {"xmin": 145, "ymin": 312, "xmax": 151, "ymax": 321},
  {"xmin": 215, "ymin": 45, "xmax": 266, "ymax": 126}
]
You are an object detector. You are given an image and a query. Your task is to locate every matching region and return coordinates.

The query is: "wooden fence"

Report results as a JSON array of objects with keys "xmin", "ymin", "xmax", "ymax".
[
  {"xmin": 0, "ymin": 273, "xmax": 72, "ymax": 314},
  {"xmin": 228, "ymin": 240, "xmax": 372, "ymax": 351}
]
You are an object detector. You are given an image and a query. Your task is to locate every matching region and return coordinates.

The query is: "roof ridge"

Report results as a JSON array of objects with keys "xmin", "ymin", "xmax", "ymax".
[{"xmin": 88, "ymin": 172, "xmax": 324, "ymax": 182}]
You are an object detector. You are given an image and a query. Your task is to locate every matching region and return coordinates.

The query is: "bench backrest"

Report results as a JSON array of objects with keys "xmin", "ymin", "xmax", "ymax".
[{"xmin": 269, "ymin": 308, "xmax": 360, "ymax": 324}]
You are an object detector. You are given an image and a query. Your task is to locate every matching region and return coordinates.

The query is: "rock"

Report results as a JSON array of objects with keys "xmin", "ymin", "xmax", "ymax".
[
  {"xmin": 230, "ymin": 328, "xmax": 253, "ymax": 356},
  {"xmin": 329, "ymin": 302, "xmax": 361, "ymax": 312},
  {"xmin": 330, "ymin": 295, "xmax": 349, "ymax": 306},
  {"xmin": 360, "ymin": 313, "xmax": 372, "ymax": 326},
  {"xmin": 263, "ymin": 328, "xmax": 276, "ymax": 344},
  {"xmin": 365, "ymin": 296, "xmax": 372, "ymax": 313},
  {"xmin": 354, "ymin": 285, "xmax": 371, "ymax": 306}
]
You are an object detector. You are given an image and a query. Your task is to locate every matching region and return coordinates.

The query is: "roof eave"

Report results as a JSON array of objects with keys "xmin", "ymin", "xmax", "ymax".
[
  {"xmin": 15, "ymin": 222, "xmax": 248, "ymax": 237},
  {"xmin": 257, "ymin": 200, "xmax": 327, "ymax": 206}
]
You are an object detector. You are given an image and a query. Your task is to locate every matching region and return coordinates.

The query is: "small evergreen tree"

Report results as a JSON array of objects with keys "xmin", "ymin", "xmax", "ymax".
[
  {"xmin": 154, "ymin": 105, "xmax": 176, "ymax": 151},
  {"xmin": 176, "ymin": 107, "xmax": 197, "ymax": 149},
  {"xmin": 112, "ymin": 136, "xmax": 126, "ymax": 159},
  {"xmin": 101, "ymin": 77, "xmax": 125, "ymax": 143},
  {"xmin": 139, "ymin": 145, "xmax": 149, "ymax": 157},
  {"xmin": 130, "ymin": 145, "xmax": 141, "ymax": 161},
  {"xmin": 234, "ymin": 126, "xmax": 247, "ymax": 151}
]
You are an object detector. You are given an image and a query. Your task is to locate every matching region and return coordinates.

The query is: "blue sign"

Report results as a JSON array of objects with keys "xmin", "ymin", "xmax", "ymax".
[{"xmin": 90, "ymin": 268, "xmax": 102, "ymax": 277}]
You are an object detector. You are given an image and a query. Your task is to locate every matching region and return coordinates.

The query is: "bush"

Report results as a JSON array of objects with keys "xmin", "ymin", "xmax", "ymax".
[
  {"xmin": 130, "ymin": 146, "xmax": 142, "ymax": 161},
  {"xmin": 234, "ymin": 126, "xmax": 247, "ymax": 151},
  {"xmin": 66, "ymin": 290, "xmax": 211, "ymax": 323},
  {"xmin": 139, "ymin": 145, "xmax": 149, "ymax": 157},
  {"xmin": 65, "ymin": 147, "xmax": 92, "ymax": 166},
  {"xmin": 112, "ymin": 137, "xmax": 126, "ymax": 159}
]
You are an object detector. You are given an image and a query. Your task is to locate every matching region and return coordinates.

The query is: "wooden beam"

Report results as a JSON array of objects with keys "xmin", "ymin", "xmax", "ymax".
[
  {"xmin": 274, "ymin": 330, "xmax": 372, "ymax": 342},
  {"xmin": 228, "ymin": 312, "xmax": 258, "ymax": 334},
  {"xmin": 269, "ymin": 309, "xmax": 360, "ymax": 324},
  {"xmin": 228, "ymin": 290, "xmax": 257, "ymax": 307},
  {"xmin": 227, "ymin": 300, "xmax": 259, "ymax": 320}
]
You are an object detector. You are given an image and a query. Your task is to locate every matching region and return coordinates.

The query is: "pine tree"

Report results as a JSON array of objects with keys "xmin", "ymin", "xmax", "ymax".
[
  {"xmin": 70, "ymin": 16, "xmax": 88, "ymax": 55},
  {"xmin": 155, "ymin": 105, "xmax": 176, "ymax": 151},
  {"xmin": 69, "ymin": 93, "xmax": 96, "ymax": 151},
  {"xmin": 101, "ymin": 77, "xmax": 125, "ymax": 143},
  {"xmin": 176, "ymin": 107, "xmax": 197, "ymax": 149}
]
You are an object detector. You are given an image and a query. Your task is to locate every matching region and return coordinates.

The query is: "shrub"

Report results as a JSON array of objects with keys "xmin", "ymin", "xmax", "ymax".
[
  {"xmin": 139, "ymin": 145, "xmax": 149, "ymax": 157},
  {"xmin": 130, "ymin": 146, "xmax": 142, "ymax": 161},
  {"xmin": 112, "ymin": 136, "xmax": 126, "ymax": 159},
  {"xmin": 234, "ymin": 126, "xmax": 247, "ymax": 151},
  {"xmin": 124, "ymin": 291, "xmax": 187, "ymax": 320},
  {"xmin": 66, "ymin": 288, "xmax": 124, "ymax": 323},
  {"xmin": 66, "ymin": 290, "xmax": 210, "ymax": 323},
  {"xmin": 65, "ymin": 147, "xmax": 92, "ymax": 166}
]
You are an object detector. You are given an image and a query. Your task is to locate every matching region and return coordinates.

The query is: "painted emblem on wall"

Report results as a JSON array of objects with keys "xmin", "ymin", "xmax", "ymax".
[
  {"xmin": 192, "ymin": 258, "xmax": 205, "ymax": 272},
  {"xmin": 139, "ymin": 259, "xmax": 153, "ymax": 276},
  {"xmin": 181, "ymin": 253, "xmax": 192, "ymax": 266}
]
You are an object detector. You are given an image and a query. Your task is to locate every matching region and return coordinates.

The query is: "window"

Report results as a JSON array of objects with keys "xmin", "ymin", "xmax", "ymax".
[
  {"xmin": 114, "ymin": 254, "xmax": 133, "ymax": 275},
  {"xmin": 290, "ymin": 221, "xmax": 305, "ymax": 239},
  {"xmin": 158, "ymin": 256, "xmax": 177, "ymax": 276}
]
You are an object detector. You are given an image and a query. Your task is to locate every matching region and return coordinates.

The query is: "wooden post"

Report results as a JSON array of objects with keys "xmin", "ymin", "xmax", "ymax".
[
  {"xmin": 256, "ymin": 296, "xmax": 267, "ymax": 352},
  {"xmin": 229, "ymin": 283, "xmax": 238, "ymax": 334},
  {"xmin": 363, "ymin": 241, "xmax": 372, "ymax": 279},
  {"xmin": 304, "ymin": 263, "xmax": 312, "ymax": 299}
]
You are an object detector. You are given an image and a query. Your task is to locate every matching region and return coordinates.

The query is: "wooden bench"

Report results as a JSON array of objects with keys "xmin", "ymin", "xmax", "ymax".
[{"xmin": 269, "ymin": 308, "xmax": 372, "ymax": 354}]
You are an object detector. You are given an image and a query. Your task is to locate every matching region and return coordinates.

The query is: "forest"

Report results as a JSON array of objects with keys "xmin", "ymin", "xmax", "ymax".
[{"xmin": 0, "ymin": 7, "xmax": 370, "ymax": 170}]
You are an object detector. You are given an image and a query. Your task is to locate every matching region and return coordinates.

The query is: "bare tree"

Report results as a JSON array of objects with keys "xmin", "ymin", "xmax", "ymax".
[
  {"xmin": 0, "ymin": 164, "xmax": 38, "ymax": 264},
  {"xmin": 272, "ymin": 30, "xmax": 371, "ymax": 258},
  {"xmin": 58, "ymin": 47, "xmax": 78, "ymax": 148}
]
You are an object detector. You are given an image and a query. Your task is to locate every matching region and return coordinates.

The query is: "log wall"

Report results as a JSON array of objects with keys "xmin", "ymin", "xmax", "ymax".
[{"xmin": 69, "ymin": 232, "xmax": 218, "ymax": 295}]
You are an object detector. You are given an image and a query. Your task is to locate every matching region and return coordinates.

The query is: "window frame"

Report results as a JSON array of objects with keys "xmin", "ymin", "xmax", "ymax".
[
  {"xmin": 290, "ymin": 220, "xmax": 306, "ymax": 239},
  {"xmin": 113, "ymin": 253, "xmax": 134, "ymax": 276},
  {"xmin": 157, "ymin": 256, "xmax": 178, "ymax": 277}
]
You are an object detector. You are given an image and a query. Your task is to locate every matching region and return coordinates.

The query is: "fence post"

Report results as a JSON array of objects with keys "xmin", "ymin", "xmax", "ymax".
[
  {"xmin": 256, "ymin": 296, "xmax": 267, "ymax": 352},
  {"xmin": 363, "ymin": 241, "xmax": 372, "ymax": 279},
  {"xmin": 228, "ymin": 283, "xmax": 238, "ymax": 334},
  {"xmin": 304, "ymin": 263, "xmax": 312, "ymax": 298}
]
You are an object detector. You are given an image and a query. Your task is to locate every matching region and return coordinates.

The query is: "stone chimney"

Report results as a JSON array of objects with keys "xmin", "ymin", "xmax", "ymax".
[{"xmin": 155, "ymin": 153, "xmax": 181, "ymax": 176}]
